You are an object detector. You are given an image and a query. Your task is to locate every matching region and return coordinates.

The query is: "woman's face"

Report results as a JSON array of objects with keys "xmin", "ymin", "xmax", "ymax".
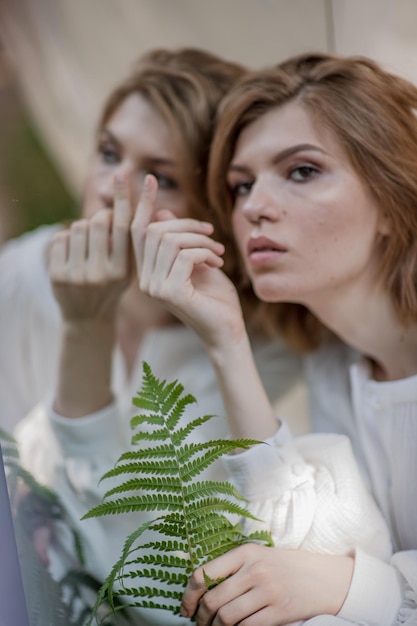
[
  {"xmin": 228, "ymin": 101, "xmax": 389, "ymax": 307},
  {"xmin": 82, "ymin": 93, "xmax": 190, "ymax": 219}
]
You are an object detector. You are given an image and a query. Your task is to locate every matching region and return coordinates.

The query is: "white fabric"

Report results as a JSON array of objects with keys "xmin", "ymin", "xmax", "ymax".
[
  {"xmin": 306, "ymin": 341, "xmax": 417, "ymax": 625},
  {"xmin": 0, "ymin": 225, "xmax": 61, "ymax": 432},
  {"xmin": 338, "ymin": 548, "xmax": 402, "ymax": 626},
  {"xmin": 1, "ymin": 225, "xmax": 301, "ymax": 626},
  {"xmin": 223, "ymin": 422, "xmax": 391, "ymax": 560}
]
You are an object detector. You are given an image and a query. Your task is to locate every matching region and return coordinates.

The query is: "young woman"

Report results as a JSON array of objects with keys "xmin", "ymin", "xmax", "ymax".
[
  {"xmin": 134, "ymin": 53, "xmax": 417, "ymax": 625},
  {"xmin": 1, "ymin": 49, "xmax": 301, "ymax": 625}
]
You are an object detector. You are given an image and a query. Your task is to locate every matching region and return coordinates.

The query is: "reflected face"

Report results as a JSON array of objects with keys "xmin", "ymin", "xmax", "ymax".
[
  {"xmin": 82, "ymin": 93, "xmax": 189, "ymax": 220},
  {"xmin": 228, "ymin": 101, "xmax": 388, "ymax": 307}
]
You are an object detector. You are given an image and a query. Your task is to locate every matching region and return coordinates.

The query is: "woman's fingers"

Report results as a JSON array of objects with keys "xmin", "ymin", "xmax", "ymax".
[
  {"xmin": 49, "ymin": 175, "xmax": 133, "ymax": 286},
  {"xmin": 131, "ymin": 173, "xmax": 216, "ymax": 275},
  {"xmin": 67, "ymin": 220, "xmax": 88, "ymax": 282},
  {"xmin": 181, "ymin": 547, "xmax": 246, "ymax": 618},
  {"xmin": 48, "ymin": 231, "xmax": 69, "ymax": 281},
  {"xmin": 88, "ymin": 209, "xmax": 112, "ymax": 280},
  {"xmin": 111, "ymin": 174, "xmax": 132, "ymax": 275},
  {"xmin": 131, "ymin": 173, "xmax": 158, "ymax": 270},
  {"xmin": 140, "ymin": 231, "xmax": 224, "ymax": 293},
  {"xmin": 197, "ymin": 587, "xmax": 271, "ymax": 626}
]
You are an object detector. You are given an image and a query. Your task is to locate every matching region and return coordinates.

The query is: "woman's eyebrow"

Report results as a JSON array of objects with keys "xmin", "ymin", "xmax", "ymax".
[
  {"xmin": 143, "ymin": 156, "xmax": 177, "ymax": 169},
  {"xmin": 271, "ymin": 143, "xmax": 327, "ymax": 164},
  {"xmin": 229, "ymin": 143, "xmax": 327, "ymax": 173},
  {"xmin": 99, "ymin": 129, "xmax": 119, "ymax": 146},
  {"xmin": 99, "ymin": 131, "xmax": 177, "ymax": 169}
]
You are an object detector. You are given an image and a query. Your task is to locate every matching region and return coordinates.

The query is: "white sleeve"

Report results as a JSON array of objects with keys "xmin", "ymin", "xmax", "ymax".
[
  {"xmin": 15, "ymin": 399, "xmax": 126, "ymax": 501},
  {"xmin": 222, "ymin": 421, "xmax": 392, "ymax": 560},
  {"xmin": 336, "ymin": 549, "xmax": 403, "ymax": 626},
  {"xmin": 337, "ymin": 549, "xmax": 416, "ymax": 626}
]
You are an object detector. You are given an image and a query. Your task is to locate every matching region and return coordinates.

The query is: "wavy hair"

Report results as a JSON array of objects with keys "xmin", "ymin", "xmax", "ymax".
[{"xmin": 208, "ymin": 52, "xmax": 417, "ymax": 348}]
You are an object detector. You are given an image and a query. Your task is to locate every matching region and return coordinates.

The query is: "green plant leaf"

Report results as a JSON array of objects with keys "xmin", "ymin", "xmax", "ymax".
[{"xmin": 84, "ymin": 361, "xmax": 273, "ymax": 623}]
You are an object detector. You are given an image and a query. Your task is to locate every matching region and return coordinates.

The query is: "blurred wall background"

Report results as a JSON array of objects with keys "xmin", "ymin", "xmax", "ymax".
[{"xmin": 0, "ymin": 0, "xmax": 417, "ymax": 241}]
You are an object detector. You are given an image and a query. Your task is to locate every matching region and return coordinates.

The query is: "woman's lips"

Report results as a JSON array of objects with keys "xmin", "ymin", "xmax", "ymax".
[{"xmin": 247, "ymin": 236, "xmax": 287, "ymax": 265}]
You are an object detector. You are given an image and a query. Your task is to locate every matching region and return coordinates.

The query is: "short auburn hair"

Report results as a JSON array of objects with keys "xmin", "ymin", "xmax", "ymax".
[{"xmin": 208, "ymin": 52, "xmax": 417, "ymax": 349}]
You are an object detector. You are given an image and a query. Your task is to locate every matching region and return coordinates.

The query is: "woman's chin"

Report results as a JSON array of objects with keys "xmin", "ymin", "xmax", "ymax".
[{"xmin": 252, "ymin": 281, "xmax": 291, "ymax": 304}]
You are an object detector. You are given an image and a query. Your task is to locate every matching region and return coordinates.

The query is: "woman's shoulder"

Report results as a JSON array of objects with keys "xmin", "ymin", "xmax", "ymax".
[{"xmin": 0, "ymin": 223, "xmax": 58, "ymax": 266}]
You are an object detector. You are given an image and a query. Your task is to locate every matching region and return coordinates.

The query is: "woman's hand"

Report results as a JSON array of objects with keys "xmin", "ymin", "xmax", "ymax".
[
  {"xmin": 48, "ymin": 175, "xmax": 132, "ymax": 324},
  {"xmin": 180, "ymin": 544, "xmax": 354, "ymax": 626},
  {"xmin": 131, "ymin": 174, "xmax": 246, "ymax": 350},
  {"xmin": 132, "ymin": 175, "xmax": 279, "ymax": 441},
  {"xmin": 49, "ymin": 175, "xmax": 133, "ymax": 417}
]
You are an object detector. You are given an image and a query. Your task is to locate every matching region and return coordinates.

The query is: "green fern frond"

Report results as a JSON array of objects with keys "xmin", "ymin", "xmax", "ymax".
[
  {"xmin": 84, "ymin": 361, "xmax": 273, "ymax": 624},
  {"xmin": 123, "ymin": 552, "xmax": 188, "ymax": 569},
  {"xmin": 125, "ymin": 567, "xmax": 188, "ymax": 585},
  {"xmin": 183, "ymin": 480, "xmax": 247, "ymax": 501},
  {"xmin": 84, "ymin": 493, "xmax": 185, "ymax": 519},
  {"xmin": 103, "ymin": 476, "xmax": 183, "ymax": 498},
  {"xmin": 170, "ymin": 415, "xmax": 216, "ymax": 445}
]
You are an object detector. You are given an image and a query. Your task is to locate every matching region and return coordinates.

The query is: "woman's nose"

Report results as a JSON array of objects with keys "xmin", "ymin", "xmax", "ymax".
[{"xmin": 241, "ymin": 180, "xmax": 276, "ymax": 223}]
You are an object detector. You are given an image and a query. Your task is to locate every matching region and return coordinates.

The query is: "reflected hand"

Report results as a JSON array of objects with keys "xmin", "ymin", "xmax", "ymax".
[{"xmin": 48, "ymin": 175, "xmax": 133, "ymax": 323}]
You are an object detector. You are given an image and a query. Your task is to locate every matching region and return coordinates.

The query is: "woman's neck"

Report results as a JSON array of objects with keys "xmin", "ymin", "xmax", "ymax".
[{"xmin": 308, "ymin": 284, "xmax": 417, "ymax": 382}]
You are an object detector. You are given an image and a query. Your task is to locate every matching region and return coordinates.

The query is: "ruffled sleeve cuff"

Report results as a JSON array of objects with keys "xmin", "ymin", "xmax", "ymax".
[
  {"xmin": 338, "ymin": 548, "xmax": 402, "ymax": 625},
  {"xmin": 221, "ymin": 419, "xmax": 311, "ymax": 499}
]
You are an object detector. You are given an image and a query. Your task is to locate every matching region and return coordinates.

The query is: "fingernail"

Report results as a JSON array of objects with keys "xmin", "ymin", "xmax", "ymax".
[
  {"xmin": 180, "ymin": 605, "xmax": 188, "ymax": 617},
  {"xmin": 144, "ymin": 174, "xmax": 153, "ymax": 191}
]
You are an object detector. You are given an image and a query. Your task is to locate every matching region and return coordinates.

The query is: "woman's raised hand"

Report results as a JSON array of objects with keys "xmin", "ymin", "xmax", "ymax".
[
  {"xmin": 48, "ymin": 175, "xmax": 132, "ymax": 323},
  {"xmin": 131, "ymin": 174, "xmax": 246, "ymax": 349}
]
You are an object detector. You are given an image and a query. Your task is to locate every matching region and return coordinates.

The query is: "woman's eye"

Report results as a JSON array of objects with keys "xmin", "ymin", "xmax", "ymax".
[
  {"xmin": 150, "ymin": 172, "xmax": 178, "ymax": 190},
  {"xmin": 98, "ymin": 144, "xmax": 120, "ymax": 165},
  {"xmin": 230, "ymin": 181, "xmax": 254, "ymax": 197},
  {"xmin": 290, "ymin": 165, "xmax": 319, "ymax": 182}
]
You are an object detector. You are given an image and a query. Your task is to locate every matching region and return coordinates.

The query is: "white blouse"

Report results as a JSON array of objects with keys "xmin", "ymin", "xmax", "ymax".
[{"xmin": 306, "ymin": 342, "xmax": 417, "ymax": 625}]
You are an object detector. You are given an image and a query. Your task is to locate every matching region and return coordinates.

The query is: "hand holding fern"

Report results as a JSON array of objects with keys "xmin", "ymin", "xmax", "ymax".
[{"xmin": 180, "ymin": 544, "xmax": 353, "ymax": 625}]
